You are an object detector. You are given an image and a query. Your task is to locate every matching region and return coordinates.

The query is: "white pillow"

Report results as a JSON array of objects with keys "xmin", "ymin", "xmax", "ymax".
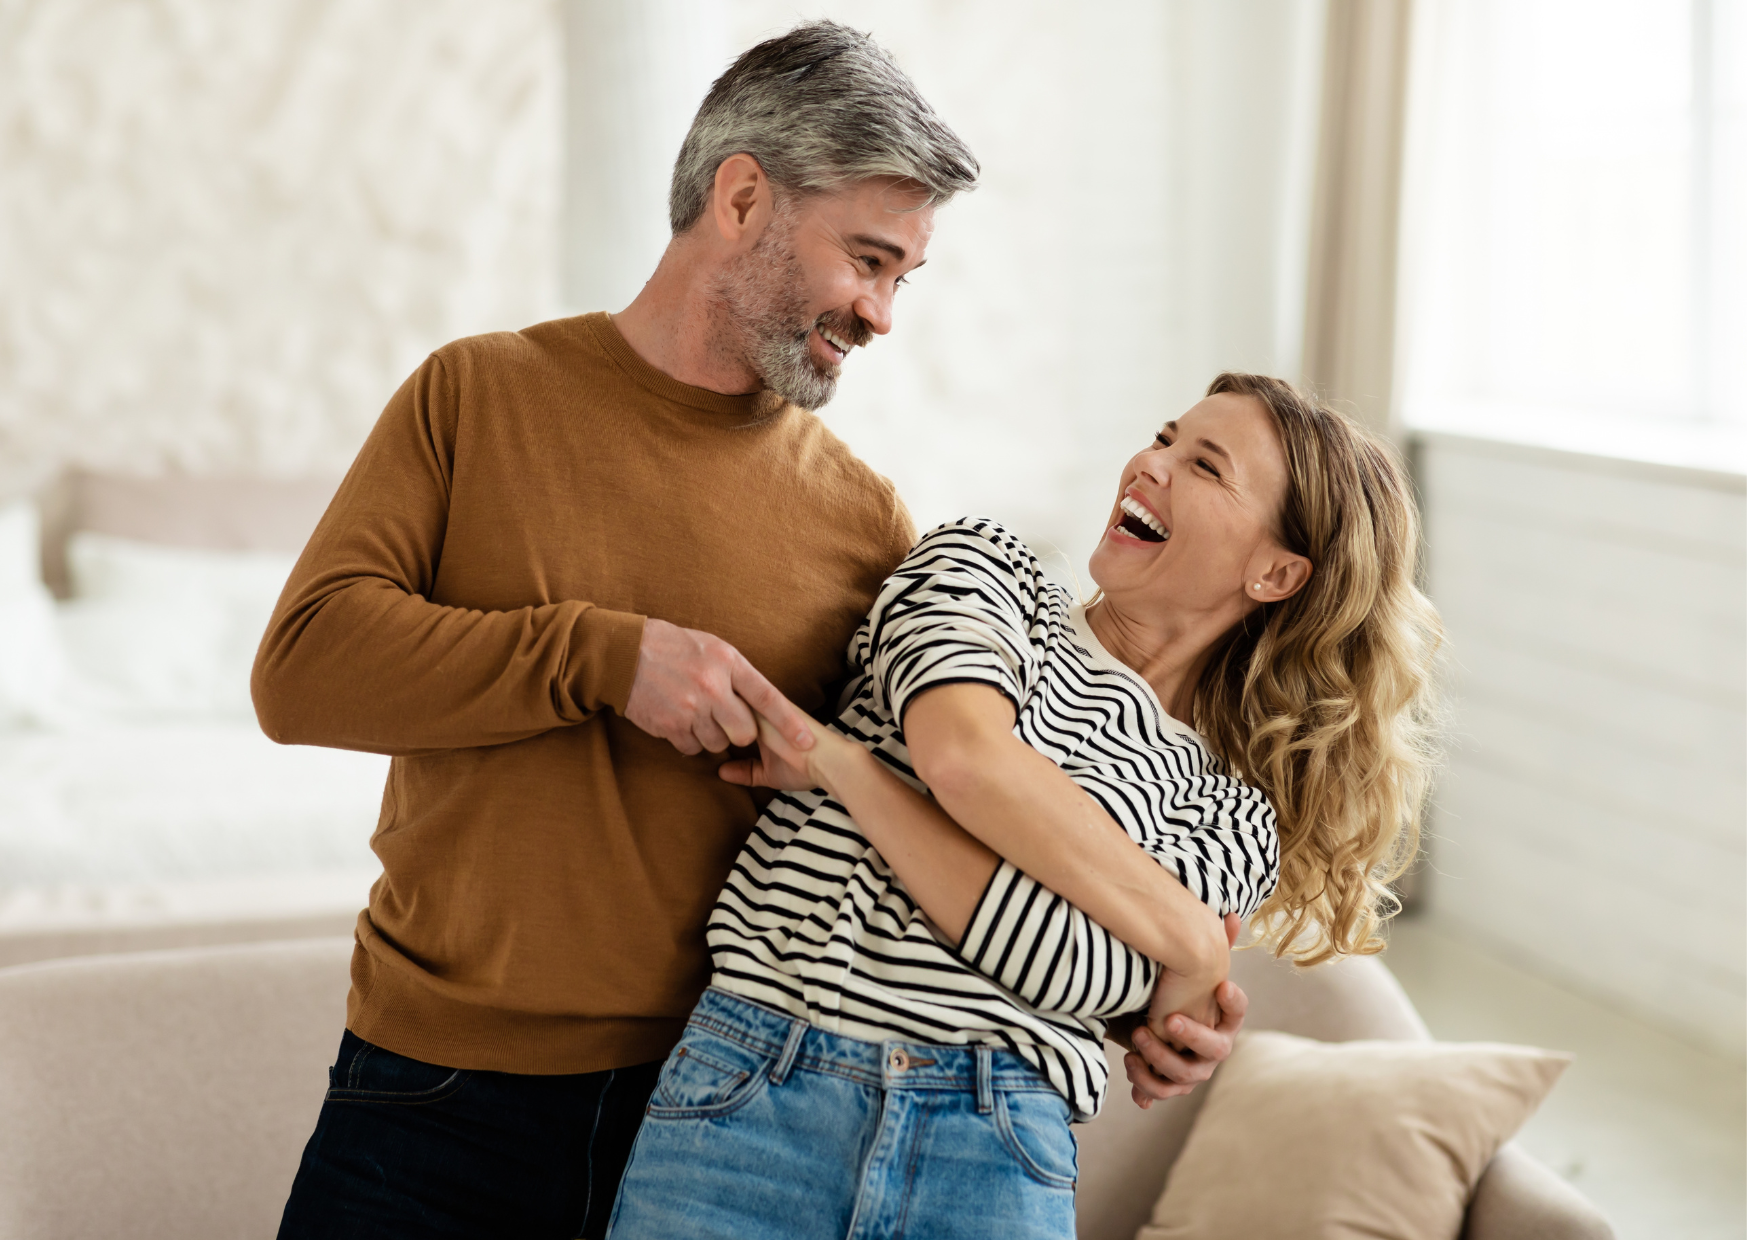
[
  {"xmin": 57, "ymin": 533, "xmax": 298, "ymax": 720},
  {"xmin": 0, "ymin": 500, "xmax": 67, "ymax": 726}
]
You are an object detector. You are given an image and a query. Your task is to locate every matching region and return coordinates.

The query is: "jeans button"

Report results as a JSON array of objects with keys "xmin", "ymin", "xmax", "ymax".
[{"xmin": 887, "ymin": 1048, "xmax": 909, "ymax": 1074}]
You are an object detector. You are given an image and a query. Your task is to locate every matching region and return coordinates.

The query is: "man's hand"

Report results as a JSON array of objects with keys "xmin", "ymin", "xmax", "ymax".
[
  {"xmin": 1124, "ymin": 912, "xmax": 1248, "ymax": 1109},
  {"xmin": 623, "ymin": 618, "xmax": 815, "ymax": 756},
  {"xmin": 1124, "ymin": 979, "xmax": 1248, "ymax": 1109}
]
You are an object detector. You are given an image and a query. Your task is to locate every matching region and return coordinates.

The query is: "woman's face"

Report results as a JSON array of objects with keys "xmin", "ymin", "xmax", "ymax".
[{"xmin": 1088, "ymin": 392, "xmax": 1298, "ymax": 619}]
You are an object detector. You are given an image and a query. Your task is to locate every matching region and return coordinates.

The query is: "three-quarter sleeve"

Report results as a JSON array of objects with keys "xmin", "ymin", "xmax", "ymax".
[
  {"xmin": 852, "ymin": 520, "xmax": 1048, "ymax": 728},
  {"xmin": 957, "ymin": 860, "xmax": 1158, "ymax": 1020}
]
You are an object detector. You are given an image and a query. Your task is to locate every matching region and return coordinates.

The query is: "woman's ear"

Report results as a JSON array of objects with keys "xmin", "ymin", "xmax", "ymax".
[{"xmin": 1245, "ymin": 550, "xmax": 1312, "ymax": 604}]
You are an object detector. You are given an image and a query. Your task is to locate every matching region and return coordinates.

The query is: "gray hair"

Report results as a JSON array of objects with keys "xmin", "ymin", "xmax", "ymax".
[{"xmin": 669, "ymin": 20, "xmax": 979, "ymax": 234}]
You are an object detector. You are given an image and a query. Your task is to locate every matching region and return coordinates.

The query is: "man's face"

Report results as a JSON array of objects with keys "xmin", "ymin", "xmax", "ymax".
[{"xmin": 715, "ymin": 177, "xmax": 935, "ymax": 410}]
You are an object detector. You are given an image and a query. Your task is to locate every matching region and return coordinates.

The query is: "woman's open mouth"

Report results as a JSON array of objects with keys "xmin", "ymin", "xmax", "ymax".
[{"xmin": 1114, "ymin": 495, "xmax": 1169, "ymax": 543}]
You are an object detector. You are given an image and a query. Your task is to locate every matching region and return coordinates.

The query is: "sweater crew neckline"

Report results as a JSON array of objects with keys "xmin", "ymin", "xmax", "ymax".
[{"xmin": 584, "ymin": 312, "xmax": 790, "ymax": 425}]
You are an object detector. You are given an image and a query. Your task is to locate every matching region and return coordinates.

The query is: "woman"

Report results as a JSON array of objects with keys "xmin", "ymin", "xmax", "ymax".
[{"xmin": 607, "ymin": 374, "xmax": 1441, "ymax": 1239}]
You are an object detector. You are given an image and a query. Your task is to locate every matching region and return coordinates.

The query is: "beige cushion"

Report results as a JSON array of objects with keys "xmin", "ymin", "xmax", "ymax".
[
  {"xmin": 1075, "ymin": 949, "xmax": 1428, "ymax": 1240},
  {"xmin": 1136, "ymin": 1030, "xmax": 1571, "ymax": 1240}
]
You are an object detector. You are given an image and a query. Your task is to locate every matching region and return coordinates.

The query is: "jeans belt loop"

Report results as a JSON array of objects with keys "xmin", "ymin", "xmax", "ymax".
[
  {"xmin": 975, "ymin": 1045, "xmax": 994, "ymax": 1115},
  {"xmin": 770, "ymin": 1019, "xmax": 807, "ymax": 1086}
]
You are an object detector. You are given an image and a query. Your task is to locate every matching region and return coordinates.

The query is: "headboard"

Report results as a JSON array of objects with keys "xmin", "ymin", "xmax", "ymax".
[{"xmin": 38, "ymin": 471, "xmax": 344, "ymax": 598}]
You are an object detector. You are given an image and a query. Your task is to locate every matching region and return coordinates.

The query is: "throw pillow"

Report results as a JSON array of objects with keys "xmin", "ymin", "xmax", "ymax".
[{"xmin": 1137, "ymin": 1029, "xmax": 1571, "ymax": 1240}]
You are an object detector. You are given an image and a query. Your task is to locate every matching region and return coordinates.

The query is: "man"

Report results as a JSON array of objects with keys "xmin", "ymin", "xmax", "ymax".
[{"xmin": 261, "ymin": 21, "xmax": 1237, "ymax": 1240}]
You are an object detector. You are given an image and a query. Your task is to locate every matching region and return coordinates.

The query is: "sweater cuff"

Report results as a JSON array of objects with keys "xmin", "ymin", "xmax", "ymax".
[{"xmin": 566, "ymin": 605, "xmax": 646, "ymax": 715}]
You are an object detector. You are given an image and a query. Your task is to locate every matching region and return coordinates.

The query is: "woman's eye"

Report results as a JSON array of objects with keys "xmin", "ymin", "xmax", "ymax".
[
  {"xmin": 1153, "ymin": 433, "xmax": 1170, "ymax": 448},
  {"xmin": 895, "ymin": 274, "xmax": 909, "ymax": 289},
  {"xmin": 1197, "ymin": 459, "xmax": 1220, "ymax": 477}
]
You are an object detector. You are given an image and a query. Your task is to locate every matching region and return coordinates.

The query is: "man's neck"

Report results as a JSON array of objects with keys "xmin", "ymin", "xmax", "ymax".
[{"xmin": 611, "ymin": 240, "xmax": 766, "ymax": 396}]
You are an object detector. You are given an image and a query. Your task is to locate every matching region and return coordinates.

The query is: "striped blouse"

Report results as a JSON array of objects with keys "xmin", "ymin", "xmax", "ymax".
[{"xmin": 707, "ymin": 518, "xmax": 1279, "ymax": 1118}]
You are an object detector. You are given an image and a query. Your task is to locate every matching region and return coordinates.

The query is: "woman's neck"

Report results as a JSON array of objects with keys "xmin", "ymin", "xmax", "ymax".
[{"xmin": 1084, "ymin": 596, "xmax": 1230, "ymax": 721}]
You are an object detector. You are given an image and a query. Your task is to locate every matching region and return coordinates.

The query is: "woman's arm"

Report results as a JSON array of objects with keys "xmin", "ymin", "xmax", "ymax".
[
  {"xmin": 724, "ymin": 709, "xmax": 1223, "ymax": 1030},
  {"xmin": 902, "ymin": 682, "xmax": 1230, "ymax": 994}
]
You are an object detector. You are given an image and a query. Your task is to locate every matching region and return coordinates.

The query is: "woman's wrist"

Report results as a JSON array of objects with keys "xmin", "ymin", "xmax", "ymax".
[{"xmin": 808, "ymin": 731, "xmax": 876, "ymax": 799}]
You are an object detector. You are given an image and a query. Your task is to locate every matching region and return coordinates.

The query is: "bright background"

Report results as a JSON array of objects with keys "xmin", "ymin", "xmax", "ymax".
[{"xmin": 0, "ymin": 4, "xmax": 1741, "ymax": 1235}]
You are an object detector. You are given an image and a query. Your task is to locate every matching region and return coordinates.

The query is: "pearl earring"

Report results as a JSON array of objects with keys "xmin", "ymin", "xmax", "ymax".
[{"xmin": 1252, "ymin": 583, "xmax": 1262, "ymax": 591}]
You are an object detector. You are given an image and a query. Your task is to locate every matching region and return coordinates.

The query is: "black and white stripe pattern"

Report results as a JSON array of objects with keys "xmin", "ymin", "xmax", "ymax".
[{"xmin": 708, "ymin": 518, "xmax": 1279, "ymax": 1118}]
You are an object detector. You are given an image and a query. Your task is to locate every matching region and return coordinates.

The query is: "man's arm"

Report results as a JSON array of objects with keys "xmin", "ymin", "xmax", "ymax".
[{"xmin": 252, "ymin": 354, "xmax": 812, "ymax": 756}]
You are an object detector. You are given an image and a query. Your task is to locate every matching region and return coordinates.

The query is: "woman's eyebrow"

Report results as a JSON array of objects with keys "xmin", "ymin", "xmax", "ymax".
[{"xmin": 1196, "ymin": 437, "xmax": 1234, "ymax": 466}]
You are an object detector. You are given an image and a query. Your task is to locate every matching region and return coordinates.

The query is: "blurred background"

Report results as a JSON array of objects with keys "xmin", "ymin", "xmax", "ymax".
[{"xmin": 0, "ymin": 2, "xmax": 1741, "ymax": 1236}]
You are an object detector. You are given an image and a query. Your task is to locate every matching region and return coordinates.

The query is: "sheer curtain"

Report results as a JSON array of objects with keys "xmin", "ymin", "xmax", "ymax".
[{"xmin": 1396, "ymin": 0, "xmax": 1746, "ymax": 471}]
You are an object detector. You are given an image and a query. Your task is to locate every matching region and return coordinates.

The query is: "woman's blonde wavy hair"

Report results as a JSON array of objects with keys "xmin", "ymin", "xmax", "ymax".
[{"xmin": 1191, "ymin": 373, "xmax": 1443, "ymax": 966}]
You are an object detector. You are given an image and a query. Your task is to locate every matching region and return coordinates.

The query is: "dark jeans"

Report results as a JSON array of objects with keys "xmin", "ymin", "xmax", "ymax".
[{"xmin": 277, "ymin": 1029, "xmax": 662, "ymax": 1240}]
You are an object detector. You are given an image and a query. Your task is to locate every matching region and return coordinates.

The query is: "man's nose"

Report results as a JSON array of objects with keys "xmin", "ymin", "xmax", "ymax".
[{"xmin": 854, "ymin": 286, "xmax": 894, "ymax": 336}]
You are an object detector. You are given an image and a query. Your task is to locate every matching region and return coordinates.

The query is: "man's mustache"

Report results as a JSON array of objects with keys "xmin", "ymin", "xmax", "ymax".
[{"xmin": 810, "ymin": 310, "xmax": 873, "ymax": 351}]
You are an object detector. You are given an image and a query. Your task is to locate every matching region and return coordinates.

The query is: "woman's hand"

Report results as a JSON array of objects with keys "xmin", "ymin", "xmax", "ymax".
[{"xmin": 719, "ymin": 706, "xmax": 865, "ymax": 796}]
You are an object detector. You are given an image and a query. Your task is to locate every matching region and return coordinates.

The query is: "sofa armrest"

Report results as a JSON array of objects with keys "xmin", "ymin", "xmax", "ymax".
[{"xmin": 1463, "ymin": 1142, "xmax": 1615, "ymax": 1240}]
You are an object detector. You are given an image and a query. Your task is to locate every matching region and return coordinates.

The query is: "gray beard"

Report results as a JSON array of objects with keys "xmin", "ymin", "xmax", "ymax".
[{"xmin": 714, "ymin": 212, "xmax": 840, "ymax": 411}]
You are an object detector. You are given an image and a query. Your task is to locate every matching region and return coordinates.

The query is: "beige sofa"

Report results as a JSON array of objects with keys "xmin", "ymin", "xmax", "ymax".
[{"xmin": 0, "ymin": 936, "xmax": 1612, "ymax": 1240}]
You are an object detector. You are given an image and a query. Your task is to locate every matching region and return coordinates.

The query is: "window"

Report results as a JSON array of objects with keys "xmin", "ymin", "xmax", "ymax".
[{"xmin": 1397, "ymin": 0, "xmax": 1745, "ymax": 470}]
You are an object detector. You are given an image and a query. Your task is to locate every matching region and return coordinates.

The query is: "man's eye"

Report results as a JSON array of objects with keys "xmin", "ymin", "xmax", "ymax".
[{"xmin": 895, "ymin": 275, "xmax": 909, "ymax": 289}]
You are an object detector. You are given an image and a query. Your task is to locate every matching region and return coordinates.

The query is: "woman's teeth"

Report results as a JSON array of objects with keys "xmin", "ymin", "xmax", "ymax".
[{"xmin": 1119, "ymin": 495, "xmax": 1169, "ymax": 541}]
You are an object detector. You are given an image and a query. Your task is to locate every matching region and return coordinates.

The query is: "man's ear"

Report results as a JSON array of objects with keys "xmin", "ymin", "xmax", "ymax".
[
  {"xmin": 710, "ymin": 153, "xmax": 771, "ymax": 246},
  {"xmin": 1246, "ymin": 548, "xmax": 1312, "ymax": 605}
]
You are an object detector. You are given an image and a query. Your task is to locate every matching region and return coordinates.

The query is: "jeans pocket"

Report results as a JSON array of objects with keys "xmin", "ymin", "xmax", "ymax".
[
  {"xmin": 646, "ymin": 1028, "xmax": 773, "ymax": 1119},
  {"xmin": 325, "ymin": 1030, "xmax": 471, "ymax": 1106},
  {"xmin": 994, "ymin": 1091, "xmax": 1078, "ymax": 1189}
]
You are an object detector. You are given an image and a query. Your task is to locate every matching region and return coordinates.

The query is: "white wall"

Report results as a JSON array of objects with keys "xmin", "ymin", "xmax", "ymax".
[
  {"xmin": 1, "ymin": 0, "xmax": 1326, "ymax": 581},
  {"xmin": 562, "ymin": 1, "xmax": 1326, "ymax": 577},
  {"xmin": 0, "ymin": 0, "xmax": 563, "ymax": 495},
  {"xmin": 1419, "ymin": 433, "xmax": 1746, "ymax": 1054}
]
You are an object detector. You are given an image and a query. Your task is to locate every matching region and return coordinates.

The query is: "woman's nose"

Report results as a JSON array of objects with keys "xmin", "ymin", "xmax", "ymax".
[{"xmin": 1135, "ymin": 452, "xmax": 1171, "ymax": 489}]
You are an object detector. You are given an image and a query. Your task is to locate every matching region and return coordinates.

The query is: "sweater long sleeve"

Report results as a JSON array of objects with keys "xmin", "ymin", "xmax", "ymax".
[
  {"xmin": 251, "ymin": 314, "xmax": 915, "ymax": 1075},
  {"xmin": 254, "ymin": 352, "xmax": 647, "ymax": 754}
]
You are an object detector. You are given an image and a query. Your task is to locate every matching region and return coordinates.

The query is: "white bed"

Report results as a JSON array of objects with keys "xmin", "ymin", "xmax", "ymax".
[{"xmin": 0, "ymin": 474, "xmax": 388, "ymax": 966}]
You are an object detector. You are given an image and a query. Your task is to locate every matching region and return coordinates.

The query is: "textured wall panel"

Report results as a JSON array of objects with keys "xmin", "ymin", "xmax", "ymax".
[{"xmin": 0, "ymin": 0, "xmax": 561, "ymax": 492}]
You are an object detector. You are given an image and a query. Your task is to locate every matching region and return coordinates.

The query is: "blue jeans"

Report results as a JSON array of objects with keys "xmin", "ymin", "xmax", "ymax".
[
  {"xmin": 277, "ymin": 1029, "xmax": 661, "ymax": 1239},
  {"xmin": 607, "ymin": 988, "xmax": 1078, "ymax": 1240}
]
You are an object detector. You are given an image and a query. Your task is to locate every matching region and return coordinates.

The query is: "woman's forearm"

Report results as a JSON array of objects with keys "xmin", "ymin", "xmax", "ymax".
[
  {"xmin": 903, "ymin": 684, "xmax": 1227, "ymax": 986},
  {"xmin": 811, "ymin": 742, "xmax": 998, "ymax": 946}
]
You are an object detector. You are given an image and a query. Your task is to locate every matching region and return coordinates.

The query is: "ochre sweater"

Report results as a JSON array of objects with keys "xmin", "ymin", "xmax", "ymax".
[{"xmin": 253, "ymin": 313, "xmax": 914, "ymax": 1074}]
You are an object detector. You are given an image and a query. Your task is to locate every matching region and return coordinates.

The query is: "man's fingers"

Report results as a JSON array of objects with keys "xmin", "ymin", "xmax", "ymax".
[
  {"xmin": 730, "ymin": 662, "xmax": 814, "ymax": 749},
  {"xmin": 691, "ymin": 716, "xmax": 733, "ymax": 754},
  {"xmin": 1124, "ymin": 1052, "xmax": 1195, "ymax": 1101},
  {"xmin": 1132, "ymin": 1027, "xmax": 1214, "ymax": 1084},
  {"xmin": 1215, "ymin": 980, "xmax": 1250, "ymax": 1033},
  {"xmin": 713, "ymin": 693, "xmax": 759, "ymax": 750},
  {"xmin": 1154, "ymin": 1016, "xmax": 1227, "ymax": 1064}
]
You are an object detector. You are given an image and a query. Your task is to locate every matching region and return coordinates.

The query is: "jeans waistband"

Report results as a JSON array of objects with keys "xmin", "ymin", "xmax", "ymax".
[{"xmin": 689, "ymin": 987, "xmax": 1056, "ymax": 1094}]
